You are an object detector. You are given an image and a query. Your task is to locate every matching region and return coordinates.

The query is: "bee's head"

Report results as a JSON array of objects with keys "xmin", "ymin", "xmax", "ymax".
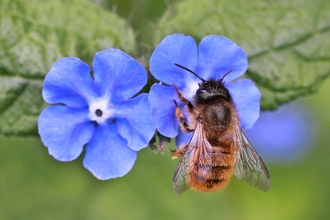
[
  {"xmin": 196, "ymin": 79, "xmax": 230, "ymax": 101},
  {"xmin": 174, "ymin": 63, "xmax": 232, "ymax": 102}
]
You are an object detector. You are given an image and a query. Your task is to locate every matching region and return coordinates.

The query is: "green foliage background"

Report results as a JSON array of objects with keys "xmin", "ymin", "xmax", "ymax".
[{"xmin": 0, "ymin": 0, "xmax": 330, "ymax": 219}]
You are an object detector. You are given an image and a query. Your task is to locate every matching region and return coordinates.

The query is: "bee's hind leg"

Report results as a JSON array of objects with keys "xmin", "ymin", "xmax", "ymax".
[{"xmin": 172, "ymin": 144, "xmax": 188, "ymax": 159}]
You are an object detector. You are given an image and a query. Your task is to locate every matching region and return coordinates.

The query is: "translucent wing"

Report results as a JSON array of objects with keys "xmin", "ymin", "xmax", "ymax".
[
  {"xmin": 234, "ymin": 124, "xmax": 271, "ymax": 191},
  {"xmin": 172, "ymin": 149, "xmax": 193, "ymax": 196},
  {"xmin": 172, "ymin": 122, "xmax": 212, "ymax": 196}
]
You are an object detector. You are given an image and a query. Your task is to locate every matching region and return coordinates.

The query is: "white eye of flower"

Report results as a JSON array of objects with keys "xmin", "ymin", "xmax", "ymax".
[
  {"xmin": 89, "ymin": 98, "xmax": 113, "ymax": 124},
  {"xmin": 182, "ymin": 80, "xmax": 199, "ymax": 100}
]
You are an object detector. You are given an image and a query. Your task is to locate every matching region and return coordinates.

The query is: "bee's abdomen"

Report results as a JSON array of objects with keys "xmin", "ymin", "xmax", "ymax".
[{"xmin": 188, "ymin": 146, "xmax": 235, "ymax": 192}]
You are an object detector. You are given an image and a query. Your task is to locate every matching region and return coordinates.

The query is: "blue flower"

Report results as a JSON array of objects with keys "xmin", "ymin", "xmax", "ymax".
[
  {"xmin": 148, "ymin": 34, "xmax": 260, "ymax": 146},
  {"xmin": 245, "ymin": 102, "xmax": 315, "ymax": 162},
  {"xmin": 38, "ymin": 49, "xmax": 156, "ymax": 180}
]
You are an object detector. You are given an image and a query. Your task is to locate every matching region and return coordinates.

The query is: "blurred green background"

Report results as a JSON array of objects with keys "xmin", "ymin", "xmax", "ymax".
[
  {"xmin": 1, "ymin": 0, "xmax": 330, "ymax": 219},
  {"xmin": 1, "ymin": 85, "xmax": 330, "ymax": 220}
]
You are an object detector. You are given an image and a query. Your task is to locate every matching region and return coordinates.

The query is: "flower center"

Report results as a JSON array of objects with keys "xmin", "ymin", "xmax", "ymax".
[
  {"xmin": 89, "ymin": 98, "xmax": 113, "ymax": 124},
  {"xmin": 182, "ymin": 80, "xmax": 199, "ymax": 101},
  {"xmin": 95, "ymin": 109, "xmax": 103, "ymax": 117}
]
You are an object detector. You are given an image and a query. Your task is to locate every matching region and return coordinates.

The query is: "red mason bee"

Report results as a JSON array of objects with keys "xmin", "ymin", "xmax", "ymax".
[{"xmin": 171, "ymin": 63, "xmax": 270, "ymax": 195}]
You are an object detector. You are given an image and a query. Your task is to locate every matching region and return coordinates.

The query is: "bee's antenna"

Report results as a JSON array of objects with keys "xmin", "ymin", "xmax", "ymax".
[
  {"xmin": 174, "ymin": 63, "xmax": 206, "ymax": 83},
  {"xmin": 220, "ymin": 69, "xmax": 233, "ymax": 82}
]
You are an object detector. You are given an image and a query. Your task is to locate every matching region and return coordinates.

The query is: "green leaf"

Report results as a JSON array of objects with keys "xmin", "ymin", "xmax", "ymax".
[
  {"xmin": 153, "ymin": 0, "xmax": 330, "ymax": 109},
  {"xmin": 0, "ymin": 0, "xmax": 136, "ymax": 136}
]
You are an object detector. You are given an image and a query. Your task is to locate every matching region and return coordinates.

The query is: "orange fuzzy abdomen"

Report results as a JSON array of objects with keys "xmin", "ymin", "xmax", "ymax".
[{"xmin": 188, "ymin": 145, "xmax": 235, "ymax": 192}]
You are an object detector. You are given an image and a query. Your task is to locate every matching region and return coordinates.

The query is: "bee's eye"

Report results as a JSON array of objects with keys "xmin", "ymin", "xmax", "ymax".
[
  {"xmin": 196, "ymin": 88, "xmax": 206, "ymax": 94},
  {"xmin": 222, "ymin": 88, "xmax": 229, "ymax": 95}
]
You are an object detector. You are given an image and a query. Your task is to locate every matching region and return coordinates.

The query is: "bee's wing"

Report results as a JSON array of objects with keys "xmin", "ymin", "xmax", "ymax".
[
  {"xmin": 172, "ymin": 122, "xmax": 212, "ymax": 196},
  {"xmin": 172, "ymin": 149, "xmax": 193, "ymax": 196},
  {"xmin": 233, "ymin": 125, "xmax": 271, "ymax": 191}
]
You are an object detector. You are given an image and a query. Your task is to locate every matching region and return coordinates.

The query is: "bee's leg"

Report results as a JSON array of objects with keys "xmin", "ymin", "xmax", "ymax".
[
  {"xmin": 172, "ymin": 144, "xmax": 188, "ymax": 159},
  {"xmin": 173, "ymin": 85, "xmax": 195, "ymax": 114},
  {"xmin": 173, "ymin": 100, "xmax": 194, "ymax": 132}
]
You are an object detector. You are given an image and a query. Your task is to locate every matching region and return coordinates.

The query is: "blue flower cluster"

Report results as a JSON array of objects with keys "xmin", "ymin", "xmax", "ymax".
[
  {"xmin": 245, "ymin": 102, "xmax": 315, "ymax": 162},
  {"xmin": 38, "ymin": 34, "xmax": 261, "ymax": 179}
]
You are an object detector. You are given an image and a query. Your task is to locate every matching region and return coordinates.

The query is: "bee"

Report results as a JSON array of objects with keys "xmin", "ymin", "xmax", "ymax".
[{"xmin": 171, "ymin": 63, "xmax": 270, "ymax": 196}]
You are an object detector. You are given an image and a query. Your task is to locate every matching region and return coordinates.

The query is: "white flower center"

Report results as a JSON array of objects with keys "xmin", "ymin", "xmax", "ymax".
[
  {"xmin": 182, "ymin": 80, "xmax": 199, "ymax": 101},
  {"xmin": 89, "ymin": 98, "xmax": 113, "ymax": 124}
]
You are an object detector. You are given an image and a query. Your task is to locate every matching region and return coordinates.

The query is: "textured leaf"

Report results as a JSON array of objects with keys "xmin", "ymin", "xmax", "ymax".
[
  {"xmin": 0, "ymin": 0, "xmax": 136, "ymax": 136},
  {"xmin": 153, "ymin": 0, "xmax": 330, "ymax": 109}
]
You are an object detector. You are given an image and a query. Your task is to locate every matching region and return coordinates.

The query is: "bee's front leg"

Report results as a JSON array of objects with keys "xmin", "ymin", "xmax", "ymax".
[
  {"xmin": 173, "ymin": 85, "xmax": 195, "ymax": 113},
  {"xmin": 173, "ymin": 100, "xmax": 194, "ymax": 132}
]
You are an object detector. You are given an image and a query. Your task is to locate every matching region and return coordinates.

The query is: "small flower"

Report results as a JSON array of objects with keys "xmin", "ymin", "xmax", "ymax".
[
  {"xmin": 38, "ymin": 49, "xmax": 156, "ymax": 179},
  {"xmin": 148, "ymin": 34, "xmax": 260, "ymax": 146},
  {"xmin": 245, "ymin": 102, "xmax": 315, "ymax": 162}
]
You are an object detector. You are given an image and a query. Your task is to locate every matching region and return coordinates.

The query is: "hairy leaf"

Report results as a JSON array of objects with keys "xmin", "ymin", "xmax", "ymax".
[
  {"xmin": 154, "ymin": 0, "xmax": 330, "ymax": 109},
  {"xmin": 0, "ymin": 0, "xmax": 136, "ymax": 136}
]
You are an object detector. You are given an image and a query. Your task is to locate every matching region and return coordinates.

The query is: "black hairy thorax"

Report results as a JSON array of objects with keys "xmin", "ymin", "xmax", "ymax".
[{"xmin": 194, "ymin": 78, "xmax": 234, "ymax": 138}]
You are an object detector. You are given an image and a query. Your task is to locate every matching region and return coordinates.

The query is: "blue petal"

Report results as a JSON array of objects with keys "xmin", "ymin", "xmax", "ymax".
[
  {"xmin": 92, "ymin": 49, "xmax": 147, "ymax": 102},
  {"xmin": 226, "ymin": 79, "xmax": 261, "ymax": 129},
  {"xmin": 83, "ymin": 123, "xmax": 137, "ymax": 180},
  {"xmin": 197, "ymin": 35, "xmax": 248, "ymax": 82},
  {"xmin": 43, "ymin": 58, "xmax": 98, "ymax": 108},
  {"xmin": 150, "ymin": 34, "xmax": 199, "ymax": 89},
  {"xmin": 148, "ymin": 84, "xmax": 180, "ymax": 137},
  {"xmin": 111, "ymin": 94, "xmax": 156, "ymax": 151},
  {"xmin": 38, "ymin": 105, "xmax": 95, "ymax": 161},
  {"xmin": 175, "ymin": 128, "xmax": 193, "ymax": 148}
]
